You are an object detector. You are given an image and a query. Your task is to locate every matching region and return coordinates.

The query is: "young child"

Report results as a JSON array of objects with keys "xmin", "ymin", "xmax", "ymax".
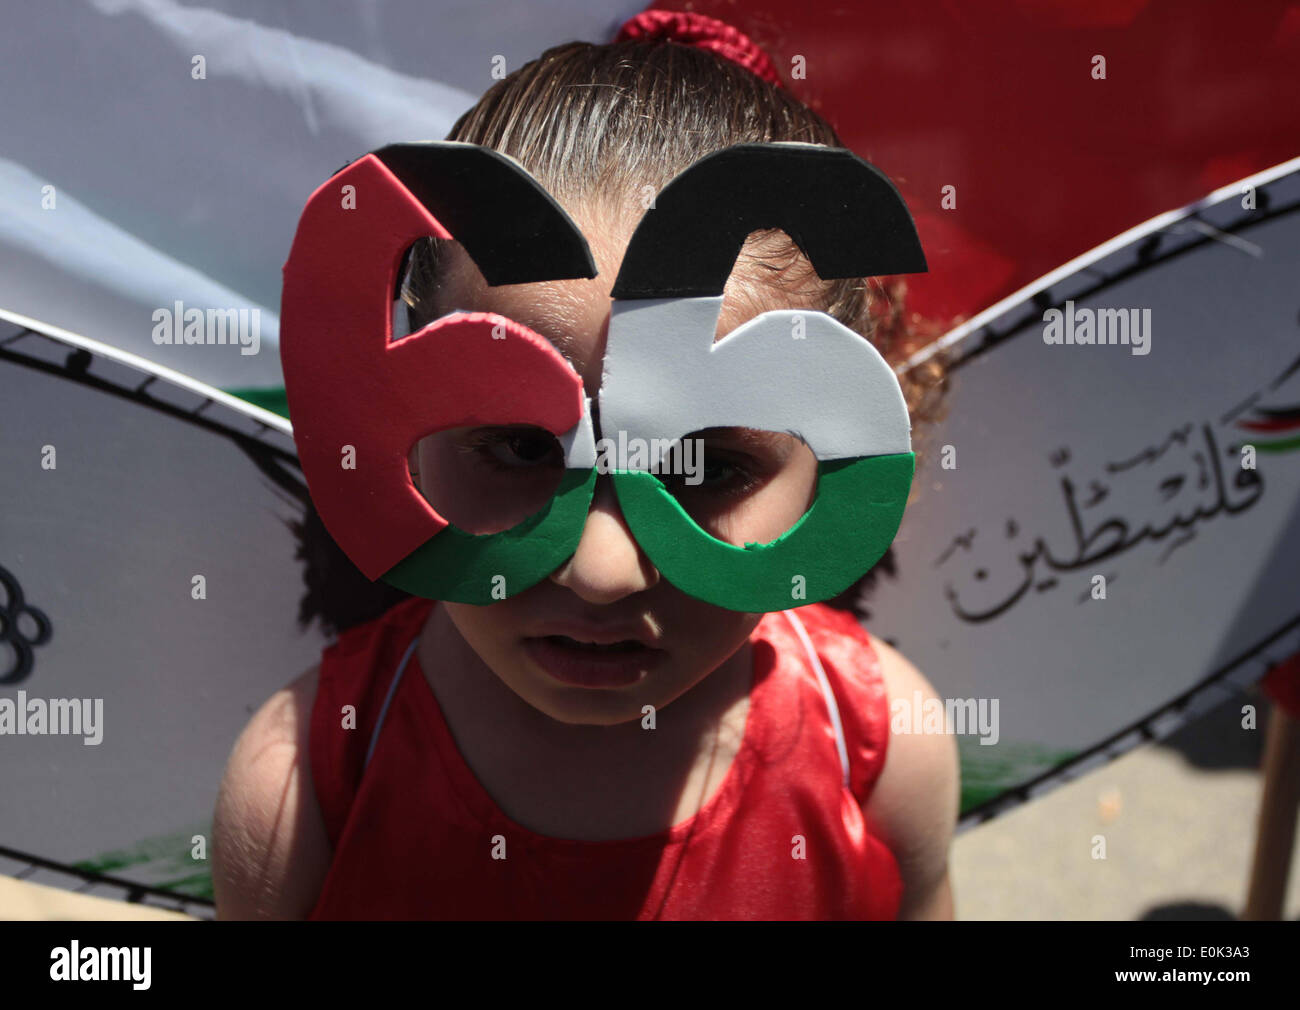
[{"xmin": 212, "ymin": 11, "xmax": 958, "ymax": 921}]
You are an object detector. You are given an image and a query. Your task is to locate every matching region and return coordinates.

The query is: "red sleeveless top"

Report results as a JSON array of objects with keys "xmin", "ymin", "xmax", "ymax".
[{"xmin": 308, "ymin": 597, "xmax": 902, "ymax": 920}]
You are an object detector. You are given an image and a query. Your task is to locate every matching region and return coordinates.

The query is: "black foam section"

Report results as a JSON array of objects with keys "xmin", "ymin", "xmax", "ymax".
[
  {"xmin": 611, "ymin": 143, "xmax": 927, "ymax": 299},
  {"xmin": 369, "ymin": 142, "xmax": 598, "ymax": 287}
]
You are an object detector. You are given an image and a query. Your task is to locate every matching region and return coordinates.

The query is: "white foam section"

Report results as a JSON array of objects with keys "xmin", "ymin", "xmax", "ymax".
[{"xmin": 600, "ymin": 297, "xmax": 912, "ymax": 467}]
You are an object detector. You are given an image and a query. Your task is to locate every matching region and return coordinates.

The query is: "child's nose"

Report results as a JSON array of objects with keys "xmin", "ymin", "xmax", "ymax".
[{"xmin": 547, "ymin": 475, "xmax": 659, "ymax": 604}]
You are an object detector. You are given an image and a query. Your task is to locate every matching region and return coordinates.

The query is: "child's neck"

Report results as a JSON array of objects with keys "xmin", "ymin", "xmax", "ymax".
[{"xmin": 417, "ymin": 601, "xmax": 754, "ymax": 839}]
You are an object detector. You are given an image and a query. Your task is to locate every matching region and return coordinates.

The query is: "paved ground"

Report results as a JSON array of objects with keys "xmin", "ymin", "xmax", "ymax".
[
  {"xmin": 2, "ymin": 691, "xmax": 1296, "ymax": 920},
  {"xmin": 0, "ymin": 876, "xmax": 191, "ymax": 920},
  {"xmin": 951, "ymin": 692, "xmax": 1300, "ymax": 920}
]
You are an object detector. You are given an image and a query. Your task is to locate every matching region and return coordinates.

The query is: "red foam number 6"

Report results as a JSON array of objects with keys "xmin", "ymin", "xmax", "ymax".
[{"xmin": 280, "ymin": 154, "xmax": 586, "ymax": 580}]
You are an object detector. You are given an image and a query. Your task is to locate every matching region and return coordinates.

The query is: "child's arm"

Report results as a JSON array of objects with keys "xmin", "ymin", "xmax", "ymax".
[
  {"xmin": 865, "ymin": 640, "xmax": 960, "ymax": 920},
  {"xmin": 211, "ymin": 666, "xmax": 333, "ymax": 920}
]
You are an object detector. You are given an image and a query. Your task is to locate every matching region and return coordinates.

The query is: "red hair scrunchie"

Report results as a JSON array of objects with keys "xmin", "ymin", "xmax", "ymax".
[{"xmin": 614, "ymin": 9, "xmax": 784, "ymax": 89}]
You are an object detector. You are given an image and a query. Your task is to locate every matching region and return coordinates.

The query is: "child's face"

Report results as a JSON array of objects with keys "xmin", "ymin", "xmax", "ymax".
[{"xmin": 412, "ymin": 204, "xmax": 821, "ymax": 726}]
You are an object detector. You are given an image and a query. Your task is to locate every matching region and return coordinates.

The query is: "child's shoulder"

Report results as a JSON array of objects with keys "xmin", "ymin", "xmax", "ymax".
[
  {"xmin": 769, "ymin": 603, "xmax": 959, "ymax": 919},
  {"xmin": 212, "ymin": 662, "xmax": 330, "ymax": 918},
  {"xmin": 851, "ymin": 625, "xmax": 961, "ymax": 920},
  {"xmin": 212, "ymin": 598, "xmax": 432, "ymax": 919}
]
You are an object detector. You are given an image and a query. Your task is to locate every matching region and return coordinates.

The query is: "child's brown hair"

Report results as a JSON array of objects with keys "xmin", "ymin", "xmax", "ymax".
[{"xmin": 293, "ymin": 36, "xmax": 949, "ymax": 637}]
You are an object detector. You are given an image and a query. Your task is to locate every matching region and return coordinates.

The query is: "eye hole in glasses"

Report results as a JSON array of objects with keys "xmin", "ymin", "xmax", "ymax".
[
  {"xmin": 655, "ymin": 428, "xmax": 819, "ymax": 547},
  {"xmin": 411, "ymin": 425, "xmax": 567, "ymax": 535},
  {"xmin": 408, "ymin": 422, "xmax": 819, "ymax": 549}
]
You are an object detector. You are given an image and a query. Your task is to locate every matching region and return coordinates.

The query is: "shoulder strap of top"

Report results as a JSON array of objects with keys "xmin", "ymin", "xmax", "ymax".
[
  {"xmin": 782, "ymin": 608, "xmax": 851, "ymax": 790},
  {"xmin": 310, "ymin": 597, "xmax": 433, "ymax": 847},
  {"xmin": 363, "ymin": 634, "xmax": 420, "ymax": 771}
]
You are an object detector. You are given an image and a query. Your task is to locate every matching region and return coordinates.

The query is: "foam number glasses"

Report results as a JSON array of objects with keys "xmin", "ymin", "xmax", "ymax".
[{"xmin": 280, "ymin": 141, "xmax": 926, "ymax": 612}]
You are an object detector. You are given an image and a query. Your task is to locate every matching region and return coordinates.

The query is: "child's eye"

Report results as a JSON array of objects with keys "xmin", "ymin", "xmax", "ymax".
[
  {"xmin": 663, "ymin": 448, "xmax": 761, "ymax": 497},
  {"xmin": 462, "ymin": 427, "xmax": 562, "ymax": 470}
]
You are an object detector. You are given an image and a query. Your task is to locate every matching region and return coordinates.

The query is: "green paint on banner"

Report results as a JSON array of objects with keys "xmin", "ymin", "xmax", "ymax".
[
  {"xmin": 957, "ymin": 737, "xmax": 1078, "ymax": 814},
  {"xmin": 74, "ymin": 824, "xmax": 213, "ymax": 901},
  {"xmin": 1253, "ymin": 434, "xmax": 1300, "ymax": 454},
  {"xmin": 224, "ymin": 385, "xmax": 290, "ymax": 420}
]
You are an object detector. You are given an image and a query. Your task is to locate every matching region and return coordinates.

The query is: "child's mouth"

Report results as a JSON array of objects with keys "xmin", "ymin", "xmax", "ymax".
[
  {"xmin": 546, "ymin": 635, "xmax": 643, "ymax": 652},
  {"xmin": 523, "ymin": 635, "xmax": 664, "ymax": 688}
]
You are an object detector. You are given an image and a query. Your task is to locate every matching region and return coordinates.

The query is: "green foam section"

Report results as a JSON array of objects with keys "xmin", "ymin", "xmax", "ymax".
[
  {"xmin": 612, "ymin": 453, "xmax": 914, "ymax": 612},
  {"xmin": 381, "ymin": 466, "xmax": 597, "ymax": 604}
]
